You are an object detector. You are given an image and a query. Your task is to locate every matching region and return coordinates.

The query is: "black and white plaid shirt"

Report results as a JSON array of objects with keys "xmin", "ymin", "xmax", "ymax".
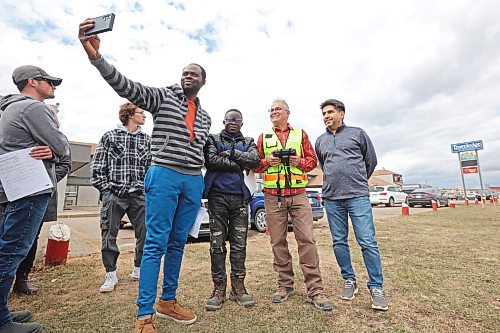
[{"xmin": 91, "ymin": 125, "xmax": 151, "ymax": 198}]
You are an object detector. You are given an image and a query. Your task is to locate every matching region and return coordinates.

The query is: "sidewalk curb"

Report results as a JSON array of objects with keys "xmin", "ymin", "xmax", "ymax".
[{"xmin": 57, "ymin": 212, "xmax": 100, "ymax": 218}]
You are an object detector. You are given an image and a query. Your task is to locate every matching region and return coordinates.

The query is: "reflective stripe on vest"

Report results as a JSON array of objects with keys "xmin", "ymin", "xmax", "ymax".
[{"xmin": 262, "ymin": 129, "xmax": 307, "ymax": 189}]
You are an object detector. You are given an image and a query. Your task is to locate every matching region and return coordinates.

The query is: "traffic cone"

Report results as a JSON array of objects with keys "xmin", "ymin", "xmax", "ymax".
[
  {"xmin": 474, "ymin": 198, "xmax": 479, "ymax": 205},
  {"xmin": 490, "ymin": 197, "xmax": 494, "ymax": 204},
  {"xmin": 431, "ymin": 200, "xmax": 437, "ymax": 211},
  {"xmin": 402, "ymin": 203, "xmax": 410, "ymax": 216},
  {"xmin": 465, "ymin": 198, "xmax": 469, "ymax": 206},
  {"xmin": 450, "ymin": 202, "xmax": 456, "ymax": 208}
]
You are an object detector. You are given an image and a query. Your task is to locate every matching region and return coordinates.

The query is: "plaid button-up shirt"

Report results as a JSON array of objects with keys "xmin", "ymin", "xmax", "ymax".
[
  {"xmin": 254, "ymin": 124, "xmax": 317, "ymax": 196},
  {"xmin": 91, "ymin": 125, "xmax": 151, "ymax": 198}
]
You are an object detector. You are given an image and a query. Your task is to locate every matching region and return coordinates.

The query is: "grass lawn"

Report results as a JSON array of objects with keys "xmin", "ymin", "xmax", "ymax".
[{"xmin": 9, "ymin": 204, "xmax": 500, "ymax": 332}]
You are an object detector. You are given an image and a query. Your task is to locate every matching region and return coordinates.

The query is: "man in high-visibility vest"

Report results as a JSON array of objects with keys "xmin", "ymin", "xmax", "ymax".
[{"xmin": 254, "ymin": 99, "xmax": 332, "ymax": 311}]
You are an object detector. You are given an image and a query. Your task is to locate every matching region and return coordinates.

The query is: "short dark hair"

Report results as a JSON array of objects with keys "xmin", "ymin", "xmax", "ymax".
[
  {"xmin": 16, "ymin": 79, "xmax": 28, "ymax": 92},
  {"xmin": 225, "ymin": 108, "xmax": 242, "ymax": 118},
  {"xmin": 118, "ymin": 102, "xmax": 138, "ymax": 125},
  {"xmin": 320, "ymin": 99, "xmax": 345, "ymax": 112},
  {"xmin": 187, "ymin": 63, "xmax": 206, "ymax": 80}
]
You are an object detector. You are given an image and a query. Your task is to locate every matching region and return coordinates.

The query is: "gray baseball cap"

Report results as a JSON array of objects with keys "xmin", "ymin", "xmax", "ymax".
[{"xmin": 12, "ymin": 65, "xmax": 62, "ymax": 86}]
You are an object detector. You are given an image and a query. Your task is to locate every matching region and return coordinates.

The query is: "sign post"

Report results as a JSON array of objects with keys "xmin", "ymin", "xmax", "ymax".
[
  {"xmin": 457, "ymin": 153, "xmax": 466, "ymax": 197},
  {"xmin": 451, "ymin": 140, "xmax": 484, "ymax": 196},
  {"xmin": 476, "ymin": 151, "xmax": 484, "ymax": 190}
]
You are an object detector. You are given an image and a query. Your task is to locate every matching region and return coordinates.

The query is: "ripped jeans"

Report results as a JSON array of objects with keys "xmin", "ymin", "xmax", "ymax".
[{"xmin": 208, "ymin": 192, "xmax": 249, "ymax": 278}]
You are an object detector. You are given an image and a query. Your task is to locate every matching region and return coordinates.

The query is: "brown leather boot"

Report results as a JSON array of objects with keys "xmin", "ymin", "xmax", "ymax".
[
  {"xmin": 206, "ymin": 275, "xmax": 227, "ymax": 311},
  {"xmin": 229, "ymin": 275, "xmax": 255, "ymax": 307},
  {"xmin": 13, "ymin": 272, "xmax": 38, "ymax": 294},
  {"xmin": 156, "ymin": 299, "xmax": 197, "ymax": 324},
  {"xmin": 134, "ymin": 316, "xmax": 156, "ymax": 333}
]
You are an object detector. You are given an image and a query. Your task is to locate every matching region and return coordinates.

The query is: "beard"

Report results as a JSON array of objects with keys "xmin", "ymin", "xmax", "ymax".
[{"xmin": 182, "ymin": 84, "xmax": 201, "ymax": 96}]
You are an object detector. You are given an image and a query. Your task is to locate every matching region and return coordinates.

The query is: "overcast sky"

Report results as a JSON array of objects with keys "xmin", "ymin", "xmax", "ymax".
[{"xmin": 1, "ymin": 0, "xmax": 498, "ymax": 189}]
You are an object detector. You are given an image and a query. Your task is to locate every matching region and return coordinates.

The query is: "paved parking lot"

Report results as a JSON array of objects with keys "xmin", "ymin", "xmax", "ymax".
[{"xmin": 36, "ymin": 203, "xmax": 449, "ymax": 260}]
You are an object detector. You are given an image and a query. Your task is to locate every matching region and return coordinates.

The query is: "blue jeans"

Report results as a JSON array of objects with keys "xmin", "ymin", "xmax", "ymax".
[
  {"xmin": 324, "ymin": 196, "xmax": 384, "ymax": 289},
  {"xmin": 136, "ymin": 166, "xmax": 203, "ymax": 317},
  {"xmin": 0, "ymin": 194, "xmax": 51, "ymax": 328}
]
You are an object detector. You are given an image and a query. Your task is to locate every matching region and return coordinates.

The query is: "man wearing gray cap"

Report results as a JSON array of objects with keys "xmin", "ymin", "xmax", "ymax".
[{"xmin": 0, "ymin": 65, "xmax": 69, "ymax": 333}]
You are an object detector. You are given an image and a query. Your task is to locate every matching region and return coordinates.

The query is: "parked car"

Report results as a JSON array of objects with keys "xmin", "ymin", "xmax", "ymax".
[
  {"xmin": 475, "ymin": 189, "xmax": 494, "ymax": 200},
  {"xmin": 196, "ymin": 199, "xmax": 211, "ymax": 238},
  {"xmin": 401, "ymin": 183, "xmax": 432, "ymax": 195},
  {"xmin": 249, "ymin": 180, "xmax": 324, "ymax": 232},
  {"xmin": 369, "ymin": 185, "xmax": 408, "ymax": 207},
  {"xmin": 407, "ymin": 188, "xmax": 449, "ymax": 207}
]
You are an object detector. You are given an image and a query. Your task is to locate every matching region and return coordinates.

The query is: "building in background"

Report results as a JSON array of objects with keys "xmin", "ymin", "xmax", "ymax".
[
  {"xmin": 369, "ymin": 168, "xmax": 403, "ymax": 187},
  {"xmin": 64, "ymin": 141, "xmax": 99, "ymax": 208}
]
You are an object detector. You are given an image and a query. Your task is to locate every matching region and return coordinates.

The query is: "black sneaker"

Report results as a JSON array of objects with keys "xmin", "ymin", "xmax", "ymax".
[
  {"xmin": 340, "ymin": 279, "xmax": 358, "ymax": 300},
  {"xmin": 0, "ymin": 322, "xmax": 41, "ymax": 333},
  {"xmin": 370, "ymin": 287, "xmax": 389, "ymax": 311},
  {"xmin": 11, "ymin": 310, "xmax": 32, "ymax": 323}
]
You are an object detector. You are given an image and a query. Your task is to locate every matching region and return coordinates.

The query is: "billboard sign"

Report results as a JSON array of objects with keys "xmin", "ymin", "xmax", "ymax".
[
  {"xmin": 459, "ymin": 151, "xmax": 476, "ymax": 161},
  {"xmin": 461, "ymin": 160, "xmax": 478, "ymax": 167},
  {"xmin": 451, "ymin": 140, "xmax": 483, "ymax": 153},
  {"xmin": 462, "ymin": 166, "xmax": 478, "ymax": 174}
]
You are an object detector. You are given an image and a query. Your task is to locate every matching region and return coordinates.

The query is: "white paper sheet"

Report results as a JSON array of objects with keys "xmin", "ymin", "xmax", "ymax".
[
  {"xmin": 0, "ymin": 148, "xmax": 53, "ymax": 201},
  {"xmin": 189, "ymin": 207, "xmax": 208, "ymax": 238}
]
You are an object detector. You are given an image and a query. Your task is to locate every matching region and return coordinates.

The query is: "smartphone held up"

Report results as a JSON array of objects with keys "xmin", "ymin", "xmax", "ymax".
[{"xmin": 84, "ymin": 13, "xmax": 115, "ymax": 36}]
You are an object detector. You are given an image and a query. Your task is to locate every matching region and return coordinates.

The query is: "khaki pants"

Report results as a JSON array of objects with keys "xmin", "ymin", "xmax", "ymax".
[{"xmin": 264, "ymin": 192, "xmax": 324, "ymax": 297}]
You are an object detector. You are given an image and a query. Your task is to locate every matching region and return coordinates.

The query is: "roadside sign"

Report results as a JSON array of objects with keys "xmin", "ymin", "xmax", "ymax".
[
  {"xmin": 459, "ymin": 151, "xmax": 476, "ymax": 161},
  {"xmin": 451, "ymin": 139, "xmax": 485, "ymax": 193},
  {"xmin": 451, "ymin": 140, "xmax": 483, "ymax": 153},
  {"xmin": 461, "ymin": 160, "xmax": 478, "ymax": 167},
  {"xmin": 462, "ymin": 166, "xmax": 478, "ymax": 174}
]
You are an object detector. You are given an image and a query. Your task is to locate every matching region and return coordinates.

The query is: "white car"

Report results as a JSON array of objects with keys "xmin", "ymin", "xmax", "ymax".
[{"xmin": 369, "ymin": 185, "xmax": 408, "ymax": 207}]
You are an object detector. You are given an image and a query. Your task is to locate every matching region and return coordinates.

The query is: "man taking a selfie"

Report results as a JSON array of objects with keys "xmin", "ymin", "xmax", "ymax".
[{"xmin": 79, "ymin": 18, "xmax": 211, "ymax": 333}]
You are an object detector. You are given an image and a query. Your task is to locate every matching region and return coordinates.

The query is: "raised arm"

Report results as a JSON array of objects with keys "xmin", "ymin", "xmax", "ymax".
[{"xmin": 78, "ymin": 19, "xmax": 168, "ymax": 116}]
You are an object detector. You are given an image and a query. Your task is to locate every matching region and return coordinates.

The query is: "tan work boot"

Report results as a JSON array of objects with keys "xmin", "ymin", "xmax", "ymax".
[
  {"xmin": 206, "ymin": 275, "xmax": 227, "ymax": 311},
  {"xmin": 306, "ymin": 293, "xmax": 334, "ymax": 311},
  {"xmin": 134, "ymin": 316, "xmax": 156, "ymax": 333},
  {"xmin": 229, "ymin": 275, "xmax": 255, "ymax": 307},
  {"xmin": 271, "ymin": 287, "xmax": 295, "ymax": 303},
  {"xmin": 156, "ymin": 299, "xmax": 197, "ymax": 325}
]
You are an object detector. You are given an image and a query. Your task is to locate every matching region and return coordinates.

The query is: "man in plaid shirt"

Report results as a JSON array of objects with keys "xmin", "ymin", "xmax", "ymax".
[
  {"xmin": 91, "ymin": 102, "xmax": 151, "ymax": 293},
  {"xmin": 254, "ymin": 99, "xmax": 332, "ymax": 311}
]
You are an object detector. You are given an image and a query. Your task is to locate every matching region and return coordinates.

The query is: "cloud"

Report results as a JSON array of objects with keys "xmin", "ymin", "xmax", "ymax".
[{"xmin": 0, "ymin": 0, "xmax": 498, "ymax": 189}]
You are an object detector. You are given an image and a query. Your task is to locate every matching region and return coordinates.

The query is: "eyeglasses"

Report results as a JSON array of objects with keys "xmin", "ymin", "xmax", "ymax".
[
  {"xmin": 34, "ymin": 77, "xmax": 55, "ymax": 87},
  {"xmin": 224, "ymin": 118, "xmax": 242, "ymax": 124},
  {"xmin": 268, "ymin": 106, "xmax": 286, "ymax": 113}
]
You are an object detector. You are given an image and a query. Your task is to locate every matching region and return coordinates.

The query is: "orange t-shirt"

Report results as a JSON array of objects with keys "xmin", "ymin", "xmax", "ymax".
[{"xmin": 185, "ymin": 99, "xmax": 196, "ymax": 141}]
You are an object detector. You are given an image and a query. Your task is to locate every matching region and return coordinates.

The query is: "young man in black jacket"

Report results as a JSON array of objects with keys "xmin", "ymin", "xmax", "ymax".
[{"xmin": 203, "ymin": 109, "xmax": 260, "ymax": 311}]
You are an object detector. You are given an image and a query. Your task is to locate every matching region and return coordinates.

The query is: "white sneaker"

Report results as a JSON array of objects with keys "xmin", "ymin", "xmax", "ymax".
[
  {"xmin": 130, "ymin": 266, "xmax": 140, "ymax": 281},
  {"xmin": 99, "ymin": 271, "xmax": 118, "ymax": 293}
]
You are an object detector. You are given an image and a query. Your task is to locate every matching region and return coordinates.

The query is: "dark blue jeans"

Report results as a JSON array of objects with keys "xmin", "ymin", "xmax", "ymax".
[
  {"xmin": 324, "ymin": 196, "xmax": 384, "ymax": 289},
  {"xmin": 0, "ymin": 194, "xmax": 50, "ymax": 328}
]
